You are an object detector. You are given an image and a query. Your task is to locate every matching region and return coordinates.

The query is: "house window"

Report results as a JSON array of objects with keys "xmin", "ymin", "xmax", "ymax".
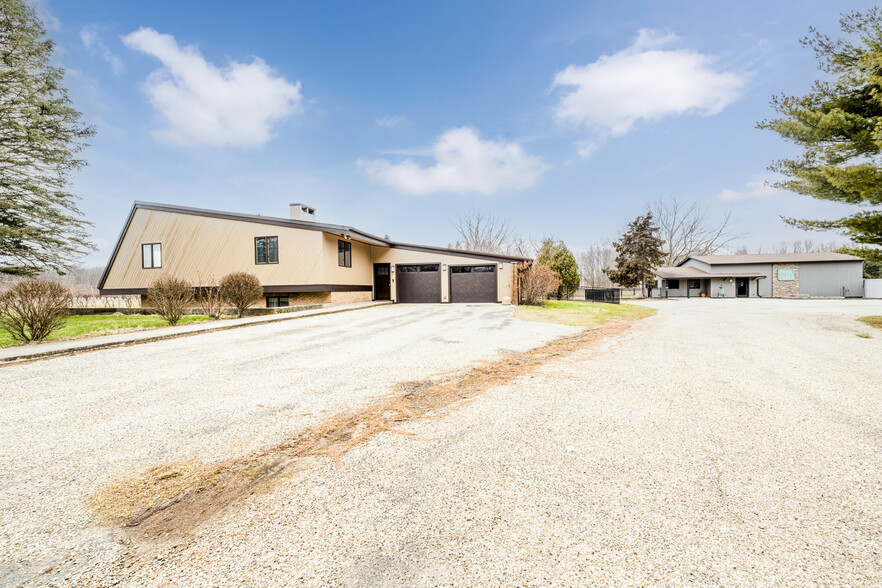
[
  {"xmin": 338, "ymin": 240, "xmax": 351, "ymax": 267},
  {"xmin": 667, "ymin": 279, "xmax": 680, "ymax": 289},
  {"xmin": 255, "ymin": 236, "xmax": 278, "ymax": 264},
  {"xmin": 688, "ymin": 279, "xmax": 701, "ymax": 289},
  {"xmin": 141, "ymin": 243, "xmax": 161, "ymax": 268},
  {"xmin": 267, "ymin": 296, "xmax": 289, "ymax": 308}
]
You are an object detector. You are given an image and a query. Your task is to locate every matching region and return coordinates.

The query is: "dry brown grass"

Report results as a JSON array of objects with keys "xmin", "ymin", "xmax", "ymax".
[{"xmin": 90, "ymin": 313, "xmax": 649, "ymax": 543}]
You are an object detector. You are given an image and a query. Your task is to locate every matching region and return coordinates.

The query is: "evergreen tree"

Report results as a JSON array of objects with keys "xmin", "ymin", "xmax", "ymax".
[
  {"xmin": 1, "ymin": 0, "xmax": 95, "ymax": 276},
  {"xmin": 603, "ymin": 213, "xmax": 665, "ymax": 295},
  {"xmin": 759, "ymin": 10, "xmax": 882, "ymax": 245},
  {"xmin": 535, "ymin": 238, "xmax": 580, "ymax": 290}
]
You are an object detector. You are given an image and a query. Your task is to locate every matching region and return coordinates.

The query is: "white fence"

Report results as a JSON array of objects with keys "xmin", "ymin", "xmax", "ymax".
[{"xmin": 865, "ymin": 279, "xmax": 882, "ymax": 299}]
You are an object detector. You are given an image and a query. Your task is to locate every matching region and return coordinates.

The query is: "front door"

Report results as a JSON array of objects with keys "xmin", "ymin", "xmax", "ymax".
[
  {"xmin": 373, "ymin": 263, "xmax": 391, "ymax": 301},
  {"xmin": 736, "ymin": 278, "xmax": 749, "ymax": 297}
]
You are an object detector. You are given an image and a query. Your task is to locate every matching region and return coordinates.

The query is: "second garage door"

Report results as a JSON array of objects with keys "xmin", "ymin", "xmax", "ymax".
[
  {"xmin": 396, "ymin": 264, "xmax": 441, "ymax": 303},
  {"xmin": 450, "ymin": 265, "xmax": 497, "ymax": 303}
]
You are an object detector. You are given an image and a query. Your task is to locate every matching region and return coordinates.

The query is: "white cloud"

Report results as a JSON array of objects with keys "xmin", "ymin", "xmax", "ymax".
[
  {"xmin": 122, "ymin": 28, "xmax": 303, "ymax": 147},
  {"xmin": 358, "ymin": 127, "xmax": 548, "ymax": 195},
  {"xmin": 376, "ymin": 114, "xmax": 407, "ymax": 128},
  {"xmin": 574, "ymin": 139, "xmax": 600, "ymax": 159},
  {"xmin": 80, "ymin": 26, "xmax": 124, "ymax": 74},
  {"xmin": 553, "ymin": 29, "xmax": 746, "ymax": 139},
  {"xmin": 718, "ymin": 177, "xmax": 779, "ymax": 201}
]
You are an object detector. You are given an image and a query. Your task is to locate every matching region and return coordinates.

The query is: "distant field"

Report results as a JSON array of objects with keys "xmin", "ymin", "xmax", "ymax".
[
  {"xmin": 0, "ymin": 314, "xmax": 212, "ymax": 347},
  {"xmin": 513, "ymin": 299, "xmax": 656, "ymax": 326}
]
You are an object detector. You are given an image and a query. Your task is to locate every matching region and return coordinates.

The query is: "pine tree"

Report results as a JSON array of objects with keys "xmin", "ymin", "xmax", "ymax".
[
  {"xmin": 604, "ymin": 213, "xmax": 665, "ymax": 295},
  {"xmin": 1, "ymin": 0, "xmax": 95, "ymax": 276},
  {"xmin": 535, "ymin": 238, "xmax": 580, "ymax": 290},
  {"xmin": 758, "ymin": 9, "xmax": 882, "ymax": 245}
]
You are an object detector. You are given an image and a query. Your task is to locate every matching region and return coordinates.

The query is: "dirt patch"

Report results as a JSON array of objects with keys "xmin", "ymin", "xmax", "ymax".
[{"xmin": 90, "ymin": 316, "xmax": 645, "ymax": 544}]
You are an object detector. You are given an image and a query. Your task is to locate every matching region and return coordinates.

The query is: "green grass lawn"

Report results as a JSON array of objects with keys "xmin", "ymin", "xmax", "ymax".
[
  {"xmin": 858, "ymin": 316, "xmax": 882, "ymax": 329},
  {"xmin": 513, "ymin": 299, "xmax": 656, "ymax": 327},
  {"xmin": 0, "ymin": 314, "xmax": 212, "ymax": 347}
]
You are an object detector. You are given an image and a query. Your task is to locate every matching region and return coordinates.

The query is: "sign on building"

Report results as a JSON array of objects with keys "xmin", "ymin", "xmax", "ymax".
[{"xmin": 777, "ymin": 268, "xmax": 796, "ymax": 281}]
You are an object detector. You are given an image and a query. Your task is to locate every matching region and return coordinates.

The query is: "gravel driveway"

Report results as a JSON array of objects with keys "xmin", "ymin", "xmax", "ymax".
[
  {"xmin": 77, "ymin": 298, "xmax": 882, "ymax": 586},
  {"xmin": 0, "ymin": 304, "xmax": 576, "ymax": 587}
]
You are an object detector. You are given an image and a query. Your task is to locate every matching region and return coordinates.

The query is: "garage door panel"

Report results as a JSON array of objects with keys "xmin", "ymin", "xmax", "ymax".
[
  {"xmin": 450, "ymin": 265, "xmax": 497, "ymax": 303},
  {"xmin": 397, "ymin": 264, "xmax": 441, "ymax": 303}
]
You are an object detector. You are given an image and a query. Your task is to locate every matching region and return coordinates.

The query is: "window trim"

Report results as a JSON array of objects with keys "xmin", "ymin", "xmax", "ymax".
[
  {"xmin": 338, "ymin": 239, "xmax": 352, "ymax": 268},
  {"xmin": 141, "ymin": 243, "xmax": 162, "ymax": 269},
  {"xmin": 266, "ymin": 295, "xmax": 289, "ymax": 308},
  {"xmin": 687, "ymin": 278, "xmax": 701, "ymax": 289},
  {"xmin": 667, "ymin": 279, "xmax": 680, "ymax": 289},
  {"xmin": 254, "ymin": 236, "xmax": 279, "ymax": 265}
]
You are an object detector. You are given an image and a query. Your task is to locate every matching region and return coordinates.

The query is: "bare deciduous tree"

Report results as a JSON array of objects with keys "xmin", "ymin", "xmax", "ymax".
[
  {"xmin": 578, "ymin": 243, "xmax": 616, "ymax": 287},
  {"xmin": 649, "ymin": 196, "xmax": 744, "ymax": 266},
  {"xmin": 734, "ymin": 239, "xmax": 845, "ymax": 254},
  {"xmin": 196, "ymin": 275, "xmax": 225, "ymax": 319},
  {"xmin": 451, "ymin": 210, "xmax": 515, "ymax": 254}
]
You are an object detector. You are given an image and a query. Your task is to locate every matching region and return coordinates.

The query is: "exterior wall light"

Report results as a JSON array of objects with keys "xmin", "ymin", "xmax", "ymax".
[
  {"xmin": 442, "ymin": 264, "xmax": 447, "ymax": 271},
  {"xmin": 498, "ymin": 262, "xmax": 503, "ymax": 269},
  {"xmin": 391, "ymin": 265, "xmax": 395, "ymax": 273}
]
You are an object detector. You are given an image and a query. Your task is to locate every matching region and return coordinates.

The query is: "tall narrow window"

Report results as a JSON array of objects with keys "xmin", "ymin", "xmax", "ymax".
[
  {"xmin": 338, "ymin": 240, "xmax": 351, "ymax": 267},
  {"xmin": 255, "ymin": 236, "xmax": 278, "ymax": 264},
  {"xmin": 142, "ymin": 243, "xmax": 161, "ymax": 268}
]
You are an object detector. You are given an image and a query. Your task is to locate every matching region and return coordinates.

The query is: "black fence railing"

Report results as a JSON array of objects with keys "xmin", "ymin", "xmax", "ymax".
[
  {"xmin": 552, "ymin": 285, "xmax": 579, "ymax": 300},
  {"xmin": 584, "ymin": 287, "xmax": 621, "ymax": 304}
]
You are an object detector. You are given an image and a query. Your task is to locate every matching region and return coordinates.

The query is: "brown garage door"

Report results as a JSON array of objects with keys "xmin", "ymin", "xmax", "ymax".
[
  {"xmin": 396, "ymin": 264, "xmax": 441, "ymax": 303},
  {"xmin": 450, "ymin": 265, "xmax": 497, "ymax": 303}
]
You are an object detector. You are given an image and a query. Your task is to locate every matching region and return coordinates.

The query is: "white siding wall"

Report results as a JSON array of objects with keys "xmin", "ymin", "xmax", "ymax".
[{"xmin": 798, "ymin": 261, "xmax": 864, "ymax": 297}]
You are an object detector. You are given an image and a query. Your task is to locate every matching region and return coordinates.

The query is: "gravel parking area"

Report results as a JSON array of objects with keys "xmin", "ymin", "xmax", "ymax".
[
  {"xmin": 99, "ymin": 298, "xmax": 882, "ymax": 586},
  {"xmin": 0, "ymin": 304, "xmax": 576, "ymax": 587}
]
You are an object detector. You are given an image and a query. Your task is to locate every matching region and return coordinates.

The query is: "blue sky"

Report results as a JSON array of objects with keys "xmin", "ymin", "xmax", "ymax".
[{"xmin": 35, "ymin": 0, "xmax": 875, "ymax": 264}]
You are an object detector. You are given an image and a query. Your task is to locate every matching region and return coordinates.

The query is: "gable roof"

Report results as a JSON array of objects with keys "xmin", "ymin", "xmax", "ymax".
[
  {"xmin": 98, "ymin": 202, "xmax": 530, "ymax": 289},
  {"xmin": 655, "ymin": 267, "xmax": 765, "ymax": 279},
  {"xmin": 677, "ymin": 252, "xmax": 863, "ymax": 266}
]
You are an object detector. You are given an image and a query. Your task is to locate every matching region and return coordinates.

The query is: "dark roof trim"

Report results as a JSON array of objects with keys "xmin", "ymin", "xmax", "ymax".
[
  {"xmin": 676, "ymin": 253, "xmax": 864, "ymax": 266},
  {"xmin": 100, "ymin": 284, "xmax": 374, "ymax": 296},
  {"xmin": 389, "ymin": 242, "xmax": 530, "ymax": 263}
]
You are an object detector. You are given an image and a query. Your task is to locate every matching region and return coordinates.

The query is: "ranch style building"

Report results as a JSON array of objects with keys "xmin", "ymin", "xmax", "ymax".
[
  {"xmin": 99, "ymin": 202, "xmax": 528, "ymax": 306},
  {"xmin": 652, "ymin": 253, "xmax": 865, "ymax": 299}
]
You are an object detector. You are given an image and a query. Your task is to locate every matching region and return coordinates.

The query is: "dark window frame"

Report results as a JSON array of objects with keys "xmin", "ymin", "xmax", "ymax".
[
  {"xmin": 687, "ymin": 279, "xmax": 701, "ymax": 289},
  {"xmin": 667, "ymin": 279, "xmax": 680, "ymax": 289},
  {"xmin": 141, "ymin": 243, "xmax": 162, "ymax": 269},
  {"xmin": 255, "ymin": 236, "xmax": 279, "ymax": 265},
  {"xmin": 266, "ymin": 296, "xmax": 289, "ymax": 308},
  {"xmin": 338, "ymin": 240, "xmax": 352, "ymax": 268}
]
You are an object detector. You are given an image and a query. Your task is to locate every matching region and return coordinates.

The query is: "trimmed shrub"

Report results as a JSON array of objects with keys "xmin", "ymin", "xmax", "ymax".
[
  {"xmin": 220, "ymin": 272, "xmax": 262, "ymax": 317},
  {"xmin": 149, "ymin": 277, "xmax": 194, "ymax": 326},
  {"xmin": 519, "ymin": 262, "xmax": 561, "ymax": 306},
  {"xmin": 0, "ymin": 279, "xmax": 71, "ymax": 342}
]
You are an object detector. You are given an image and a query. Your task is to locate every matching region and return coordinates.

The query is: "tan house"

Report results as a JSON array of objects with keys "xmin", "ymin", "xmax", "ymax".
[{"xmin": 98, "ymin": 202, "xmax": 528, "ymax": 306}]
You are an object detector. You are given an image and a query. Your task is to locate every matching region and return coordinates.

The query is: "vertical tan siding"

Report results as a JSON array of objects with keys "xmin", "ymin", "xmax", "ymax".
[
  {"xmin": 321, "ymin": 233, "xmax": 374, "ymax": 285},
  {"xmin": 102, "ymin": 209, "xmax": 326, "ymax": 289}
]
